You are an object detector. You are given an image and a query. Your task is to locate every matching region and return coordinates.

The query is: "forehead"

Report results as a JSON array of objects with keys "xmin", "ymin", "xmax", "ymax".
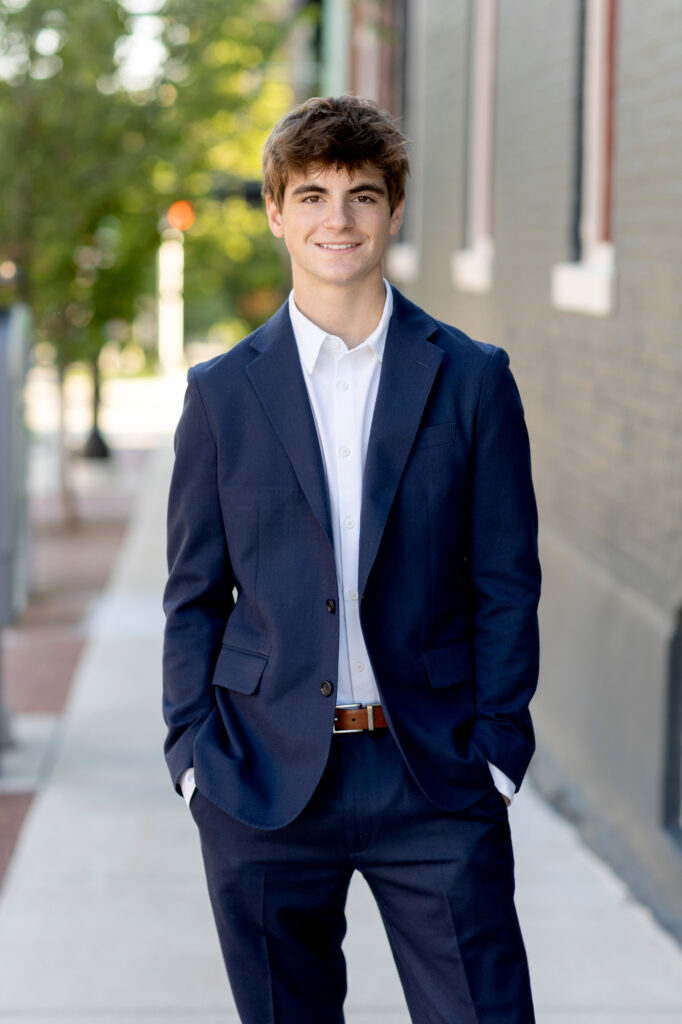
[{"xmin": 284, "ymin": 162, "xmax": 387, "ymax": 194}]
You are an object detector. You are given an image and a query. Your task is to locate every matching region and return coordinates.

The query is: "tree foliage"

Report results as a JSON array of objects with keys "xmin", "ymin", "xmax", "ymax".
[{"xmin": 0, "ymin": 0, "xmax": 295, "ymax": 370}]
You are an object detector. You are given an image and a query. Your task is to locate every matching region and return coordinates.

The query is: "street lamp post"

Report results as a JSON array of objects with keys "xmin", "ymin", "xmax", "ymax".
[
  {"xmin": 157, "ymin": 200, "xmax": 195, "ymax": 374},
  {"xmin": 156, "ymin": 183, "xmax": 261, "ymax": 373}
]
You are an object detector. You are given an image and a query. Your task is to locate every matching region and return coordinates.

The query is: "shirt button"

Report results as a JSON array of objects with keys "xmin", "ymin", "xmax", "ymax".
[
  {"xmin": 337, "ymin": 380, "xmax": 349, "ymax": 391},
  {"xmin": 354, "ymin": 662, "xmax": 365, "ymax": 673},
  {"xmin": 320, "ymin": 680, "xmax": 334, "ymax": 697},
  {"xmin": 326, "ymin": 599, "xmax": 336, "ymax": 614},
  {"xmin": 344, "ymin": 518, "xmax": 355, "ymax": 529},
  {"xmin": 330, "ymin": 338, "xmax": 341, "ymax": 351},
  {"xmin": 349, "ymin": 589, "xmax": 359, "ymax": 601},
  {"xmin": 339, "ymin": 445, "xmax": 351, "ymax": 457}
]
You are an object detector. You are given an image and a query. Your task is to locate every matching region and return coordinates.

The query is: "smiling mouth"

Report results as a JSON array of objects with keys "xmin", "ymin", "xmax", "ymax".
[{"xmin": 317, "ymin": 243, "xmax": 361, "ymax": 250}]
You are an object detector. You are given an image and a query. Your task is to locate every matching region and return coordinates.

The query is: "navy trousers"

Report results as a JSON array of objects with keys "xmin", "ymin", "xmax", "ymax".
[{"xmin": 190, "ymin": 728, "xmax": 535, "ymax": 1024}]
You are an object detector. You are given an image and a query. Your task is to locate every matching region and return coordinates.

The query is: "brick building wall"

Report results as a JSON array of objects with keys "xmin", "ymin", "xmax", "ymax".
[{"xmin": 378, "ymin": 0, "xmax": 682, "ymax": 932}]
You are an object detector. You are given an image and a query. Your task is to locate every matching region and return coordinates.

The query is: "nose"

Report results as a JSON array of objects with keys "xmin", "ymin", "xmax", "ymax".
[{"xmin": 324, "ymin": 197, "xmax": 354, "ymax": 231}]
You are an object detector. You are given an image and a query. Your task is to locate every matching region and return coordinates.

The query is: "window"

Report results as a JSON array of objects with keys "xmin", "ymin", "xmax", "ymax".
[
  {"xmin": 357, "ymin": 0, "xmax": 422, "ymax": 286},
  {"xmin": 552, "ymin": 0, "xmax": 618, "ymax": 316},
  {"xmin": 322, "ymin": 1, "xmax": 415, "ymax": 286},
  {"xmin": 348, "ymin": 0, "xmax": 406, "ymax": 115},
  {"xmin": 451, "ymin": 0, "xmax": 497, "ymax": 294}
]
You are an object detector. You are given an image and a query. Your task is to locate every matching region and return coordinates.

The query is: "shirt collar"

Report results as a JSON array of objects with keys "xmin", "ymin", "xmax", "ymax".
[{"xmin": 288, "ymin": 280, "xmax": 393, "ymax": 375}]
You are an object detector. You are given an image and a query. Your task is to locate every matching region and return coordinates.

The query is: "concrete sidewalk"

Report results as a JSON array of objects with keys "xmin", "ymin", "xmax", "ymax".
[{"xmin": 1, "ymin": 441, "xmax": 682, "ymax": 1023}]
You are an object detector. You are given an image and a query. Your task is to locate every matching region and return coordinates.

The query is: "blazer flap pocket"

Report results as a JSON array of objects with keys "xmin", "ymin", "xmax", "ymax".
[
  {"xmin": 413, "ymin": 422, "xmax": 456, "ymax": 450},
  {"xmin": 212, "ymin": 645, "xmax": 268, "ymax": 694},
  {"xmin": 421, "ymin": 641, "xmax": 473, "ymax": 689}
]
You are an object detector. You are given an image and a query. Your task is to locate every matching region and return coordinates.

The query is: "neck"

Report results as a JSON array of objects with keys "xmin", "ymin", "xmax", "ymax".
[{"xmin": 291, "ymin": 274, "xmax": 387, "ymax": 348}]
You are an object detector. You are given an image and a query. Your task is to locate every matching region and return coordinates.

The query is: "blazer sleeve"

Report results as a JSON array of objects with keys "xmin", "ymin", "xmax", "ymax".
[
  {"xmin": 162, "ymin": 368, "xmax": 235, "ymax": 791},
  {"xmin": 468, "ymin": 346, "xmax": 541, "ymax": 789}
]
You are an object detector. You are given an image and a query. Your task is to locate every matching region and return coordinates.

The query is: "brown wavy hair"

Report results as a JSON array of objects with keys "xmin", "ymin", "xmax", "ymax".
[{"xmin": 262, "ymin": 95, "xmax": 409, "ymax": 214}]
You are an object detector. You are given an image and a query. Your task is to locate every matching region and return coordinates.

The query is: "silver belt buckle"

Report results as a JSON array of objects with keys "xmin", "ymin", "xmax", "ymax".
[
  {"xmin": 333, "ymin": 703, "xmax": 363, "ymax": 733},
  {"xmin": 366, "ymin": 703, "xmax": 379, "ymax": 731}
]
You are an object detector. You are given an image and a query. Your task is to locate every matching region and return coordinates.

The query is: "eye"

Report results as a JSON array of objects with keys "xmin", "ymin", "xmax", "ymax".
[
  {"xmin": 302, "ymin": 194, "xmax": 323, "ymax": 203},
  {"xmin": 353, "ymin": 194, "xmax": 376, "ymax": 204}
]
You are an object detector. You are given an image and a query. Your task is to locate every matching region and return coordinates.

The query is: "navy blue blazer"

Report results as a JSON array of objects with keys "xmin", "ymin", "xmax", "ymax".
[{"xmin": 163, "ymin": 287, "xmax": 541, "ymax": 829}]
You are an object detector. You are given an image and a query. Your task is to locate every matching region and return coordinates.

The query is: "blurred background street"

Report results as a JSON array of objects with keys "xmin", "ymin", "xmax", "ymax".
[{"xmin": 1, "ymin": 0, "xmax": 682, "ymax": 1020}]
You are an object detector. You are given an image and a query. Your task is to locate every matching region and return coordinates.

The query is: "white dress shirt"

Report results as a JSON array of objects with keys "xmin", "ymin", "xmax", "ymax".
[
  {"xmin": 179, "ymin": 282, "xmax": 514, "ymax": 807},
  {"xmin": 289, "ymin": 281, "xmax": 515, "ymax": 805},
  {"xmin": 288, "ymin": 284, "xmax": 390, "ymax": 708}
]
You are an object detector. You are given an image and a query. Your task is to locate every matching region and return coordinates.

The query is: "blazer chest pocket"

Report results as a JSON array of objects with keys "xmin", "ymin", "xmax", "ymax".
[
  {"xmin": 212, "ymin": 645, "xmax": 269, "ymax": 694},
  {"xmin": 413, "ymin": 422, "xmax": 456, "ymax": 451},
  {"xmin": 421, "ymin": 641, "xmax": 472, "ymax": 689}
]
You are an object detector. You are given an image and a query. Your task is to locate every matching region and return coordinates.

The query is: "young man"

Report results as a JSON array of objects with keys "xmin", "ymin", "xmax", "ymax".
[{"xmin": 163, "ymin": 95, "xmax": 541, "ymax": 1024}]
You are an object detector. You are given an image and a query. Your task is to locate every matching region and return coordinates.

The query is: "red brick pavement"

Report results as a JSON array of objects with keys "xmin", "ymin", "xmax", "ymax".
[{"xmin": 0, "ymin": 449, "xmax": 148, "ymax": 889}]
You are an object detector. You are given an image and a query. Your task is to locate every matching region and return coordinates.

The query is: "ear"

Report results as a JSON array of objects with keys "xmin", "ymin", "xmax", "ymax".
[
  {"xmin": 389, "ymin": 198, "xmax": 405, "ymax": 236},
  {"xmin": 266, "ymin": 195, "xmax": 284, "ymax": 238}
]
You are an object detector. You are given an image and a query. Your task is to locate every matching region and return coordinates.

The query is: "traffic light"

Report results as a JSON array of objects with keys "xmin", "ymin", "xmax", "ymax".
[{"xmin": 166, "ymin": 200, "xmax": 195, "ymax": 232}]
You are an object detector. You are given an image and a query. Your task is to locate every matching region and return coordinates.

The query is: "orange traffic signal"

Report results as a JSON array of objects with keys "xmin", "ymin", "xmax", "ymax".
[{"xmin": 167, "ymin": 200, "xmax": 195, "ymax": 231}]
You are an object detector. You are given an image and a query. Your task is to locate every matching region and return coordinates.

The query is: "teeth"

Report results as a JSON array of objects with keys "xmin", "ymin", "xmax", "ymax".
[{"xmin": 319, "ymin": 243, "xmax": 358, "ymax": 250}]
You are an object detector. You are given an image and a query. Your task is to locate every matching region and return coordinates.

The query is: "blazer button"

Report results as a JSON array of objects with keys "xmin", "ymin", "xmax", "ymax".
[
  {"xmin": 320, "ymin": 680, "xmax": 334, "ymax": 697},
  {"xmin": 326, "ymin": 599, "xmax": 336, "ymax": 614}
]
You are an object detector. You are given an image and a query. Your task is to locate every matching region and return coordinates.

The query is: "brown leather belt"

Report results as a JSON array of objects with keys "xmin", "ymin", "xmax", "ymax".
[{"xmin": 333, "ymin": 703, "xmax": 388, "ymax": 733}]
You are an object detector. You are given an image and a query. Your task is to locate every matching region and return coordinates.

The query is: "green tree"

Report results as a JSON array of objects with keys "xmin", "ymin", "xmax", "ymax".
[
  {"xmin": 153, "ymin": 0, "xmax": 297, "ymax": 345},
  {"xmin": 0, "ymin": 0, "xmax": 294, "ymax": 503}
]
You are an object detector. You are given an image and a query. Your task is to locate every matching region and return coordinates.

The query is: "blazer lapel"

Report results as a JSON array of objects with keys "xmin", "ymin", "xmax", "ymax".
[
  {"xmin": 358, "ymin": 289, "xmax": 443, "ymax": 597},
  {"xmin": 246, "ymin": 304, "xmax": 333, "ymax": 547}
]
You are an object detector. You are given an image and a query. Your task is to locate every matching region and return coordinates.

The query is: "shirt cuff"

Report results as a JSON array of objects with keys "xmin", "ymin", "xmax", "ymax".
[
  {"xmin": 179, "ymin": 767, "xmax": 196, "ymax": 808},
  {"xmin": 487, "ymin": 761, "xmax": 515, "ymax": 805}
]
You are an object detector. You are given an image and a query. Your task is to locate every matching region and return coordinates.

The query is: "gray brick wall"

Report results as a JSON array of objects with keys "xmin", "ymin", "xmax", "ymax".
[
  {"xmin": 395, "ymin": 0, "xmax": 682, "ymax": 933},
  {"xmin": 403, "ymin": 0, "xmax": 682, "ymax": 615}
]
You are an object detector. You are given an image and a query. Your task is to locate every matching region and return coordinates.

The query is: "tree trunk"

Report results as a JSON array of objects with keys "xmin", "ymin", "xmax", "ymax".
[
  {"xmin": 56, "ymin": 363, "xmax": 77, "ymax": 524},
  {"xmin": 82, "ymin": 357, "xmax": 110, "ymax": 459}
]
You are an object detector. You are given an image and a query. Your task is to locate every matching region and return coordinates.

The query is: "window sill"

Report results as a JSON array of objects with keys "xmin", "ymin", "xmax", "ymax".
[
  {"xmin": 386, "ymin": 242, "xmax": 420, "ymax": 285},
  {"xmin": 450, "ymin": 239, "xmax": 494, "ymax": 294},
  {"xmin": 551, "ymin": 245, "xmax": 616, "ymax": 316}
]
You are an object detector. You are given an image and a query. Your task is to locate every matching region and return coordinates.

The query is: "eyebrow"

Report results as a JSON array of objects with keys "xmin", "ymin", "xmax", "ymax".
[{"xmin": 290, "ymin": 181, "xmax": 387, "ymax": 198}]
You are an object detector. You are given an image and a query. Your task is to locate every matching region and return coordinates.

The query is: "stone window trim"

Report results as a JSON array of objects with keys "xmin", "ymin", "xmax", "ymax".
[
  {"xmin": 452, "ymin": 0, "xmax": 497, "ymax": 295},
  {"xmin": 552, "ymin": 0, "xmax": 618, "ymax": 317}
]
